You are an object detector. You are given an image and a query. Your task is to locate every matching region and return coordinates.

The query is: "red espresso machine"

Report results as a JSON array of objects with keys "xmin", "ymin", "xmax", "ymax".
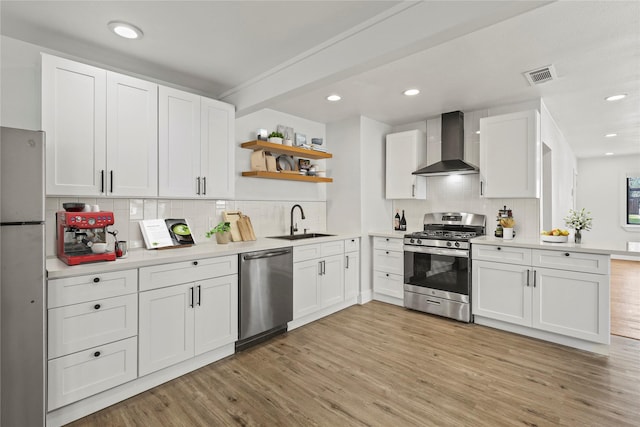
[{"xmin": 56, "ymin": 211, "xmax": 116, "ymax": 265}]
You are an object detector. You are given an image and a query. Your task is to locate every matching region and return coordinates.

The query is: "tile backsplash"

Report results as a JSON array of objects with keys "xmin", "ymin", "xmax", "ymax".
[
  {"xmin": 391, "ymin": 175, "xmax": 540, "ymax": 238},
  {"xmin": 46, "ymin": 197, "xmax": 326, "ymax": 257}
]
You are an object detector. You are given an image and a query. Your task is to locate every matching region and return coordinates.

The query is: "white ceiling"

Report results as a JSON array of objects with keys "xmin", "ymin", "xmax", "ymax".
[{"xmin": 1, "ymin": 1, "xmax": 639, "ymax": 159}]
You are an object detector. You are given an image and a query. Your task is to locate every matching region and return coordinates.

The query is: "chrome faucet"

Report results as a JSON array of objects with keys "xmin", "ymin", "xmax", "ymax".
[{"xmin": 290, "ymin": 204, "xmax": 306, "ymax": 235}]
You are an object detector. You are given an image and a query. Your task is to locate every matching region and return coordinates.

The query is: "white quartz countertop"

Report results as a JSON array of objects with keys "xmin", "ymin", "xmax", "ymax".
[
  {"xmin": 47, "ymin": 232, "xmax": 361, "ymax": 279},
  {"xmin": 368, "ymin": 230, "xmax": 407, "ymax": 239},
  {"xmin": 471, "ymin": 235, "xmax": 640, "ymax": 257}
]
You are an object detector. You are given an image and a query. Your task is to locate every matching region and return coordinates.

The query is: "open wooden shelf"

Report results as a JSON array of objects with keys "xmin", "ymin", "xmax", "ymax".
[
  {"xmin": 241, "ymin": 171, "xmax": 333, "ymax": 183},
  {"xmin": 241, "ymin": 140, "xmax": 332, "ymax": 160}
]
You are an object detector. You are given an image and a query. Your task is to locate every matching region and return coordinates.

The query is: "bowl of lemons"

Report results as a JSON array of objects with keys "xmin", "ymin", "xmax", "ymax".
[{"xmin": 540, "ymin": 229, "xmax": 569, "ymax": 243}]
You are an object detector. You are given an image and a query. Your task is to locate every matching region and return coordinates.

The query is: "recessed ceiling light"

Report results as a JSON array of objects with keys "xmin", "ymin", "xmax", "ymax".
[
  {"xmin": 605, "ymin": 94, "xmax": 627, "ymax": 101},
  {"xmin": 605, "ymin": 133, "xmax": 617, "ymax": 138},
  {"xmin": 326, "ymin": 94, "xmax": 341, "ymax": 102},
  {"xmin": 108, "ymin": 21, "xmax": 143, "ymax": 39},
  {"xmin": 403, "ymin": 89, "xmax": 420, "ymax": 96},
  {"xmin": 605, "ymin": 152, "xmax": 614, "ymax": 156}
]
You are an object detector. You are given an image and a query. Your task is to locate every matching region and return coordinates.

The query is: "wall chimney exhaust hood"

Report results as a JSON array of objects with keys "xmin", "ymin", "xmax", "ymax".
[{"xmin": 412, "ymin": 111, "xmax": 478, "ymax": 176}]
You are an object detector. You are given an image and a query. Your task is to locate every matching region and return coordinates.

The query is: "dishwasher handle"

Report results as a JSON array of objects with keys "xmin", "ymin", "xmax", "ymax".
[{"xmin": 243, "ymin": 249, "xmax": 291, "ymax": 261}]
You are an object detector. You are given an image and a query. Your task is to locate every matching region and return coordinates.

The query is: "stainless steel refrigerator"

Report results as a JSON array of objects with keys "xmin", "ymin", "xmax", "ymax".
[{"xmin": 0, "ymin": 126, "xmax": 46, "ymax": 426}]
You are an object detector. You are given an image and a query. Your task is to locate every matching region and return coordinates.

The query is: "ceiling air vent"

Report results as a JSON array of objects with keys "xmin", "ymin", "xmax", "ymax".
[{"xmin": 523, "ymin": 65, "xmax": 557, "ymax": 85}]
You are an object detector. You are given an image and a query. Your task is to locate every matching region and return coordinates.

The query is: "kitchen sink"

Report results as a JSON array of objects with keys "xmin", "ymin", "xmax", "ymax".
[{"xmin": 268, "ymin": 233, "xmax": 335, "ymax": 240}]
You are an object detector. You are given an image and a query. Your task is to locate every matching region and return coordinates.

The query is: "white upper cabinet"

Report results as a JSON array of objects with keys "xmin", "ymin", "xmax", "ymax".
[
  {"xmin": 106, "ymin": 72, "xmax": 158, "ymax": 197},
  {"xmin": 479, "ymin": 110, "xmax": 540, "ymax": 198},
  {"xmin": 42, "ymin": 54, "xmax": 106, "ymax": 196},
  {"xmin": 385, "ymin": 129, "xmax": 427, "ymax": 199},
  {"xmin": 159, "ymin": 87, "xmax": 235, "ymax": 198},
  {"xmin": 158, "ymin": 86, "xmax": 201, "ymax": 198},
  {"xmin": 200, "ymin": 97, "xmax": 235, "ymax": 199},
  {"xmin": 43, "ymin": 54, "xmax": 158, "ymax": 197}
]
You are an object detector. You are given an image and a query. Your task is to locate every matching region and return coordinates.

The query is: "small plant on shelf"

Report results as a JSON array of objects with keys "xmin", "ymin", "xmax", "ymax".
[{"xmin": 268, "ymin": 132, "xmax": 284, "ymax": 139}]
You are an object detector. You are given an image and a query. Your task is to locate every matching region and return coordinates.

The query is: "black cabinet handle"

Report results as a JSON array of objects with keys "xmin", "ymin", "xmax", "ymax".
[
  {"xmin": 497, "ymin": 247, "xmax": 502, "ymax": 251},
  {"xmin": 480, "ymin": 181, "xmax": 484, "ymax": 196},
  {"xmin": 94, "ymin": 351, "xmax": 101, "ymax": 358},
  {"xmin": 564, "ymin": 252, "xmax": 570, "ymax": 257},
  {"xmin": 197, "ymin": 285, "xmax": 202, "ymax": 306},
  {"xmin": 386, "ymin": 238, "xmax": 389, "ymax": 241},
  {"xmin": 193, "ymin": 261, "xmax": 198, "ymax": 266},
  {"xmin": 386, "ymin": 251, "xmax": 389, "ymax": 255},
  {"xmin": 109, "ymin": 170, "xmax": 114, "ymax": 193},
  {"xmin": 94, "ymin": 304, "xmax": 101, "ymax": 310},
  {"xmin": 189, "ymin": 287, "xmax": 194, "ymax": 308},
  {"xmin": 93, "ymin": 277, "xmax": 100, "ymax": 283},
  {"xmin": 526, "ymin": 270, "xmax": 530, "ymax": 287},
  {"xmin": 203, "ymin": 177, "xmax": 207, "ymax": 195},
  {"xmin": 533, "ymin": 270, "xmax": 537, "ymax": 287},
  {"xmin": 100, "ymin": 170, "xmax": 105, "ymax": 193},
  {"xmin": 386, "ymin": 273, "xmax": 389, "ymax": 277},
  {"xmin": 196, "ymin": 177, "xmax": 201, "ymax": 195}
]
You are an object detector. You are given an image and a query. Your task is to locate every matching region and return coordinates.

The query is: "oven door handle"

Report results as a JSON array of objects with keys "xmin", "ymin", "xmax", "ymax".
[{"xmin": 404, "ymin": 245, "xmax": 468, "ymax": 258}]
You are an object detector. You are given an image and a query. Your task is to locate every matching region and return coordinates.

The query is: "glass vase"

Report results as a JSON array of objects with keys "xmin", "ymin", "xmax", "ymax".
[{"xmin": 575, "ymin": 229, "xmax": 582, "ymax": 244}]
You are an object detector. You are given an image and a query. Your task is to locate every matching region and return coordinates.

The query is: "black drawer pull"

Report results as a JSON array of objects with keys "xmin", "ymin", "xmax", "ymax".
[
  {"xmin": 93, "ymin": 351, "xmax": 101, "ymax": 358},
  {"xmin": 193, "ymin": 261, "xmax": 198, "ymax": 266},
  {"xmin": 386, "ymin": 251, "xmax": 389, "ymax": 255},
  {"xmin": 497, "ymin": 247, "xmax": 502, "ymax": 251},
  {"xmin": 94, "ymin": 304, "xmax": 101, "ymax": 310},
  {"xmin": 564, "ymin": 252, "xmax": 570, "ymax": 257},
  {"xmin": 93, "ymin": 277, "xmax": 100, "ymax": 283},
  {"xmin": 386, "ymin": 273, "xmax": 389, "ymax": 277},
  {"xmin": 386, "ymin": 238, "xmax": 389, "ymax": 241}
]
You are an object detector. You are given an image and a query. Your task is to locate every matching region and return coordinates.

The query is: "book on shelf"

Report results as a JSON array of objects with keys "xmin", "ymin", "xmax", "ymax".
[{"xmin": 139, "ymin": 218, "xmax": 196, "ymax": 249}]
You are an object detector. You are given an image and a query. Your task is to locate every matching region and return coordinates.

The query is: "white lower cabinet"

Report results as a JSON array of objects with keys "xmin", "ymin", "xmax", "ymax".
[
  {"xmin": 138, "ymin": 259, "xmax": 238, "ymax": 376},
  {"xmin": 472, "ymin": 244, "xmax": 610, "ymax": 350},
  {"xmin": 372, "ymin": 236, "xmax": 404, "ymax": 305},
  {"xmin": 48, "ymin": 337, "xmax": 137, "ymax": 410},
  {"xmin": 293, "ymin": 244, "xmax": 344, "ymax": 320},
  {"xmin": 344, "ymin": 239, "xmax": 360, "ymax": 300},
  {"xmin": 291, "ymin": 239, "xmax": 362, "ymax": 328},
  {"xmin": 47, "ymin": 270, "xmax": 138, "ymax": 411}
]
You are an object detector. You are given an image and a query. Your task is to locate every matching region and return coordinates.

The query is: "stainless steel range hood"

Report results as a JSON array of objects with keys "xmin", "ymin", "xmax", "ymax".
[{"xmin": 412, "ymin": 111, "xmax": 478, "ymax": 176}]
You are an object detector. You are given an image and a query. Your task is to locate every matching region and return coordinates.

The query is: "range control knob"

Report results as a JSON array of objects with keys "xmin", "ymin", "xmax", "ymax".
[
  {"xmin": 410, "ymin": 239, "xmax": 415, "ymax": 244},
  {"xmin": 446, "ymin": 241, "xmax": 452, "ymax": 247},
  {"xmin": 454, "ymin": 242, "xmax": 460, "ymax": 248},
  {"xmin": 417, "ymin": 239, "xmax": 422, "ymax": 244}
]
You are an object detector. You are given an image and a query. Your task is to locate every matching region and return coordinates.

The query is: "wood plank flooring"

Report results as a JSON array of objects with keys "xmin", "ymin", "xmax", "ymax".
[
  {"xmin": 611, "ymin": 259, "xmax": 640, "ymax": 340},
  {"xmin": 68, "ymin": 302, "xmax": 640, "ymax": 427}
]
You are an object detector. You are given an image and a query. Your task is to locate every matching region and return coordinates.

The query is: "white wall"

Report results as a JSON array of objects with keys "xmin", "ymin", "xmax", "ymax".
[
  {"xmin": 1, "ymin": 36, "xmax": 42, "ymax": 129},
  {"xmin": 326, "ymin": 115, "xmax": 392, "ymax": 300},
  {"xmin": 577, "ymin": 155, "xmax": 640, "ymax": 244}
]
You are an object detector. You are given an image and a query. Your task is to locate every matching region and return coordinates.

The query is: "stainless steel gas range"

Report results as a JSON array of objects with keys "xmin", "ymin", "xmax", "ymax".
[{"xmin": 403, "ymin": 212, "xmax": 486, "ymax": 322}]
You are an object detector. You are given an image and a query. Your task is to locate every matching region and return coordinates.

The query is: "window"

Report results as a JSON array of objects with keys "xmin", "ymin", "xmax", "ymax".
[{"xmin": 628, "ymin": 177, "xmax": 640, "ymax": 225}]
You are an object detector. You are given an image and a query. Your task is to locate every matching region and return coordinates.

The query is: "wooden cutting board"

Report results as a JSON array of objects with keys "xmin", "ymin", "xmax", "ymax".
[
  {"xmin": 222, "ymin": 211, "xmax": 243, "ymax": 242},
  {"xmin": 237, "ymin": 215, "xmax": 256, "ymax": 241}
]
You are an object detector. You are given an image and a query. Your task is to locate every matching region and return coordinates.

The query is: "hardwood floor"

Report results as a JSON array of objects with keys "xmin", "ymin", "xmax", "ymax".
[
  {"xmin": 611, "ymin": 260, "xmax": 640, "ymax": 340},
  {"xmin": 68, "ymin": 302, "xmax": 640, "ymax": 427}
]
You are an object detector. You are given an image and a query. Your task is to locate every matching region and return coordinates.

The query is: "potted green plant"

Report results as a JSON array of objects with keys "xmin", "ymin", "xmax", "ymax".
[
  {"xmin": 268, "ymin": 131, "xmax": 284, "ymax": 144},
  {"xmin": 205, "ymin": 221, "xmax": 232, "ymax": 244}
]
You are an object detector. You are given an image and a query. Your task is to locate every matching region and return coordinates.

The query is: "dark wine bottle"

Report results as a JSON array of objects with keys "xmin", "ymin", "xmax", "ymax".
[
  {"xmin": 400, "ymin": 210, "xmax": 407, "ymax": 231},
  {"xmin": 394, "ymin": 210, "xmax": 401, "ymax": 230}
]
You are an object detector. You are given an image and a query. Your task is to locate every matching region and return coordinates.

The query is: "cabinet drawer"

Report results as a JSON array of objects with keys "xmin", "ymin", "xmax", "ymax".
[
  {"xmin": 294, "ymin": 244, "xmax": 321, "ymax": 263},
  {"xmin": 321, "ymin": 240, "xmax": 344, "ymax": 257},
  {"xmin": 139, "ymin": 255, "xmax": 237, "ymax": 291},
  {"xmin": 48, "ymin": 269, "xmax": 137, "ymax": 308},
  {"xmin": 344, "ymin": 238, "xmax": 360, "ymax": 253},
  {"xmin": 373, "ymin": 270, "xmax": 404, "ymax": 299},
  {"xmin": 532, "ymin": 250, "xmax": 610, "ymax": 275},
  {"xmin": 373, "ymin": 249, "xmax": 404, "ymax": 276},
  {"xmin": 48, "ymin": 294, "xmax": 137, "ymax": 359},
  {"xmin": 48, "ymin": 336, "xmax": 137, "ymax": 410},
  {"xmin": 373, "ymin": 236, "xmax": 403, "ymax": 252},
  {"xmin": 472, "ymin": 244, "xmax": 531, "ymax": 265}
]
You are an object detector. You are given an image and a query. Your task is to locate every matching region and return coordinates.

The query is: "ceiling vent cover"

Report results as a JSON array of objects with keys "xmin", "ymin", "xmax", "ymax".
[{"xmin": 524, "ymin": 65, "xmax": 557, "ymax": 85}]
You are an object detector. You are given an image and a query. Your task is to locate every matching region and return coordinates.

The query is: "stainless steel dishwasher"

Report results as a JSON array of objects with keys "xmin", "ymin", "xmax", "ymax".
[{"xmin": 237, "ymin": 247, "xmax": 293, "ymax": 351}]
